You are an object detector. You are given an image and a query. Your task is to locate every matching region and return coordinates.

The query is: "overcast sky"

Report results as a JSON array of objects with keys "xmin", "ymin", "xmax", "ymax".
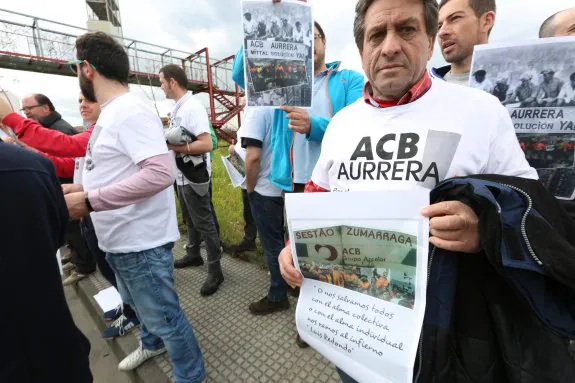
[{"xmin": 0, "ymin": 0, "xmax": 572, "ymax": 125}]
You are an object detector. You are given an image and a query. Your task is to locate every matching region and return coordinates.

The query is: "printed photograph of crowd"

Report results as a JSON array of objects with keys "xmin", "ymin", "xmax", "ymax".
[
  {"xmin": 294, "ymin": 230, "xmax": 417, "ymax": 310},
  {"xmin": 518, "ymin": 134, "xmax": 575, "ymax": 169},
  {"xmin": 298, "ymin": 261, "xmax": 416, "ymax": 310},
  {"xmin": 470, "ymin": 41, "xmax": 575, "ymax": 108},
  {"xmin": 518, "ymin": 133, "xmax": 575, "ymax": 199},
  {"xmin": 242, "ymin": 0, "xmax": 313, "ymax": 107}
]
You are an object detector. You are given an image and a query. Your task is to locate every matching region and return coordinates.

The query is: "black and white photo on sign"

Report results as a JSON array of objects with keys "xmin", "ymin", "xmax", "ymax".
[
  {"xmin": 242, "ymin": 0, "xmax": 313, "ymax": 107},
  {"xmin": 470, "ymin": 37, "xmax": 575, "ymax": 200}
]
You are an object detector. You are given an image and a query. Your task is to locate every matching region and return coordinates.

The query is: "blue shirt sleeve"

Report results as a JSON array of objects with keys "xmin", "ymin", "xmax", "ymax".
[
  {"xmin": 232, "ymin": 46, "xmax": 245, "ymax": 90},
  {"xmin": 307, "ymin": 70, "xmax": 364, "ymax": 142}
]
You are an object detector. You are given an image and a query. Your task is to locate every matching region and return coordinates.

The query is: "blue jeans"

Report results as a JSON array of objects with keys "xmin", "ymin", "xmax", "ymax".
[
  {"xmin": 248, "ymin": 191, "xmax": 287, "ymax": 301},
  {"xmin": 106, "ymin": 243, "xmax": 205, "ymax": 383}
]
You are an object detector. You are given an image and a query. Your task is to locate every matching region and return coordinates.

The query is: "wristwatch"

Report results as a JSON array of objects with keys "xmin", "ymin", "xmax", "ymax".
[{"xmin": 85, "ymin": 192, "xmax": 94, "ymax": 212}]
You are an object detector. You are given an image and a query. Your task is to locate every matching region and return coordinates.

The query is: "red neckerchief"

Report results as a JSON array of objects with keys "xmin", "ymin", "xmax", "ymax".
[{"xmin": 363, "ymin": 71, "xmax": 432, "ymax": 108}]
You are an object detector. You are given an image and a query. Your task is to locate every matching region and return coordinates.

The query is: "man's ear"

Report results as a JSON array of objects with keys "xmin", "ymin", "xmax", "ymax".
[
  {"xmin": 428, "ymin": 35, "xmax": 436, "ymax": 60},
  {"xmin": 83, "ymin": 61, "xmax": 96, "ymax": 80},
  {"xmin": 481, "ymin": 11, "xmax": 496, "ymax": 35}
]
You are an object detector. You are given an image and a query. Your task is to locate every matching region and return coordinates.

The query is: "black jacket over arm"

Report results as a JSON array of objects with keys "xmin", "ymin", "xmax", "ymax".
[
  {"xmin": 417, "ymin": 175, "xmax": 575, "ymax": 383},
  {"xmin": 0, "ymin": 142, "xmax": 92, "ymax": 383}
]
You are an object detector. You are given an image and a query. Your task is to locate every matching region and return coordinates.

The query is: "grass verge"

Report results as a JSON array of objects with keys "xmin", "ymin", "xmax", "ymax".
[{"xmin": 174, "ymin": 147, "xmax": 245, "ymax": 247}]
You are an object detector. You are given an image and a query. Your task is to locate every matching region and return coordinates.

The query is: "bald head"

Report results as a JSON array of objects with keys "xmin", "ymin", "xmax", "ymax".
[{"xmin": 540, "ymin": 7, "xmax": 575, "ymax": 38}]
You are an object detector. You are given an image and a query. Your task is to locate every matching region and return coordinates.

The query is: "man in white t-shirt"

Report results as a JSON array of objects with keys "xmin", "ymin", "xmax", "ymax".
[
  {"xmin": 293, "ymin": 21, "xmax": 305, "ymax": 43},
  {"xmin": 62, "ymin": 32, "xmax": 205, "ymax": 381},
  {"xmin": 278, "ymin": 1, "xmax": 537, "ymax": 381},
  {"xmin": 244, "ymin": 12, "xmax": 257, "ymax": 40},
  {"xmin": 159, "ymin": 64, "xmax": 224, "ymax": 297},
  {"xmin": 241, "ymin": 108, "xmax": 290, "ymax": 315}
]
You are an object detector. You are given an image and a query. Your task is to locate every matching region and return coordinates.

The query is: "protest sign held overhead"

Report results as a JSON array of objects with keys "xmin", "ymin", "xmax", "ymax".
[
  {"xmin": 287, "ymin": 191, "xmax": 429, "ymax": 383},
  {"xmin": 470, "ymin": 37, "xmax": 575, "ymax": 200},
  {"xmin": 241, "ymin": 0, "xmax": 313, "ymax": 108}
]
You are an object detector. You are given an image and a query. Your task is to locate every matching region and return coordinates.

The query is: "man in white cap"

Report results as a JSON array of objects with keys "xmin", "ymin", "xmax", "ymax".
[{"xmin": 503, "ymin": 72, "xmax": 538, "ymax": 107}]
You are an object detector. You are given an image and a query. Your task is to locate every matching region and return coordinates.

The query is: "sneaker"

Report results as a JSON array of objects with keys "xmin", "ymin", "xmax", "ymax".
[
  {"xmin": 249, "ymin": 296, "xmax": 290, "ymax": 315},
  {"xmin": 101, "ymin": 314, "xmax": 140, "ymax": 340},
  {"xmin": 62, "ymin": 270, "xmax": 86, "ymax": 286},
  {"xmin": 118, "ymin": 344, "xmax": 167, "ymax": 371},
  {"xmin": 62, "ymin": 262, "xmax": 75, "ymax": 272},
  {"xmin": 103, "ymin": 304, "xmax": 123, "ymax": 322}
]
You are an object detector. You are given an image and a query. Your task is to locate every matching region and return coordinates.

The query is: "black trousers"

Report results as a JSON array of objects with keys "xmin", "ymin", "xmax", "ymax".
[
  {"xmin": 241, "ymin": 188, "xmax": 258, "ymax": 242},
  {"xmin": 209, "ymin": 180, "xmax": 220, "ymax": 236},
  {"xmin": 81, "ymin": 216, "xmax": 136, "ymax": 318},
  {"xmin": 81, "ymin": 216, "xmax": 115, "ymax": 286},
  {"xmin": 67, "ymin": 220, "xmax": 96, "ymax": 275}
]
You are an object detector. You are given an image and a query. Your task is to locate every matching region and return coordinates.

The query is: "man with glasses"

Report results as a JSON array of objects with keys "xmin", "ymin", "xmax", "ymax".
[
  {"xmin": 20, "ymin": 94, "xmax": 77, "ymax": 136},
  {"xmin": 233, "ymin": 1, "xmax": 365, "ymax": 345}
]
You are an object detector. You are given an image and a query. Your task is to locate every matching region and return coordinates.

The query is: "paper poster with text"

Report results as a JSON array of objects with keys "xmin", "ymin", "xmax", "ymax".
[
  {"xmin": 241, "ymin": 0, "xmax": 313, "ymax": 108},
  {"xmin": 470, "ymin": 37, "xmax": 575, "ymax": 199},
  {"xmin": 286, "ymin": 191, "xmax": 429, "ymax": 383}
]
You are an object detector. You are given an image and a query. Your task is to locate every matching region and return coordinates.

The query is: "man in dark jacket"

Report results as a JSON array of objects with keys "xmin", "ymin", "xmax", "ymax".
[
  {"xmin": 15, "ymin": 94, "xmax": 95, "ymax": 284},
  {"xmin": 21, "ymin": 94, "xmax": 77, "ymax": 136},
  {"xmin": 0, "ymin": 141, "xmax": 92, "ymax": 383}
]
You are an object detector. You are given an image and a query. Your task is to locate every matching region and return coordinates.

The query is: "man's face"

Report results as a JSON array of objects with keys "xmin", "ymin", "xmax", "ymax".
[
  {"xmin": 360, "ymin": 0, "xmax": 434, "ymax": 100},
  {"xmin": 543, "ymin": 72, "xmax": 554, "ymax": 83},
  {"xmin": 552, "ymin": 8, "xmax": 575, "ymax": 37},
  {"xmin": 314, "ymin": 27, "xmax": 326, "ymax": 68},
  {"xmin": 159, "ymin": 72, "xmax": 175, "ymax": 100},
  {"xmin": 21, "ymin": 96, "xmax": 50, "ymax": 120},
  {"xmin": 245, "ymin": 14, "xmax": 251, "ymax": 22},
  {"xmin": 78, "ymin": 93, "xmax": 100, "ymax": 123},
  {"xmin": 438, "ymin": 0, "xmax": 484, "ymax": 65}
]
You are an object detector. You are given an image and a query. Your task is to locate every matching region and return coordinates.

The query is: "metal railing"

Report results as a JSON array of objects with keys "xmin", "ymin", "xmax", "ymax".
[{"xmin": 0, "ymin": 8, "xmax": 235, "ymax": 93}]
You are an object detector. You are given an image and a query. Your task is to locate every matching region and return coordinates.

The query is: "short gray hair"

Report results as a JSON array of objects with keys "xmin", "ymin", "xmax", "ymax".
[{"xmin": 354, "ymin": 0, "xmax": 439, "ymax": 50}]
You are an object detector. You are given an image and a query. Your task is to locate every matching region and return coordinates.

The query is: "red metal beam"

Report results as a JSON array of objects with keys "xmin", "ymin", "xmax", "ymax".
[
  {"xmin": 205, "ymin": 47, "xmax": 217, "ymax": 127},
  {"xmin": 212, "ymin": 54, "xmax": 236, "ymax": 67}
]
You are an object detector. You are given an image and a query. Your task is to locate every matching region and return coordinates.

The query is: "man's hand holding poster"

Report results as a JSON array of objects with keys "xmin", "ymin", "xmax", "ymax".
[
  {"xmin": 470, "ymin": 37, "xmax": 575, "ymax": 200},
  {"xmin": 286, "ymin": 191, "xmax": 429, "ymax": 383}
]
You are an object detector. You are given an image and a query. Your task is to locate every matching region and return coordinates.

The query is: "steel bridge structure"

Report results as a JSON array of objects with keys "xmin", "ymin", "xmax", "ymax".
[{"xmin": 0, "ymin": 8, "xmax": 243, "ymax": 141}]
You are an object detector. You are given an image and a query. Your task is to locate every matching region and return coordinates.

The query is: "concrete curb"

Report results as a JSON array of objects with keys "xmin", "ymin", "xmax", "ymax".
[{"xmin": 74, "ymin": 276, "xmax": 170, "ymax": 383}]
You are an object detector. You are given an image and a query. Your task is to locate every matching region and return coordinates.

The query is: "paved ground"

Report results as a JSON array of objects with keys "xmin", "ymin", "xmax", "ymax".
[
  {"xmin": 79, "ymin": 240, "xmax": 340, "ymax": 383},
  {"xmin": 65, "ymin": 288, "xmax": 131, "ymax": 383}
]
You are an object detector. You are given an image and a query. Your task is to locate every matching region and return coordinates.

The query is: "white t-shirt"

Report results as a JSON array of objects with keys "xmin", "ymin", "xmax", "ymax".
[
  {"xmin": 83, "ymin": 93, "xmax": 180, "ymax": 253},
  {"xmin": 234, "ymin": 124, "xmax": 248, "ymax": 190},
  {"xmin": 241, "ymin": 108, "xmax": 282, "ymax": 197},
  {"xmin": 312, "ymin": 78, "xmax": 538, "ymax": 192},
  {"xmin": 171, "ymin": 93, "xmax": 212, "ymax": 186}
]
